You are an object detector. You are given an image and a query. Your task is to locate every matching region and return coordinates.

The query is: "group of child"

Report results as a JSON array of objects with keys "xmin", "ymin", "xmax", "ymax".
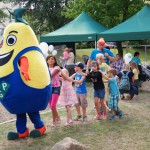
[{"xmin": 46, "ymin": 52, "xmax": 124, "ymax": 127}]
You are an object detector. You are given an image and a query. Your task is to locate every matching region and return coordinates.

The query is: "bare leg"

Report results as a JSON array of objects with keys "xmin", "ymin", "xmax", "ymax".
[
  {"xmin": 100, "ymin": 99, "xmax": 107, "ymax": 115},
  {"xmin": 82, "ymin": 107, "xmax": 87, "ymax": 116},
  {"xmin": 94, "ymin": 97, "xmax": 100, "ymax": 114},
  {"xmin": 52, "ymin": 108, "xmax": 59, "ymax": 123},
  {"xmin": 75, "ymin": 106, "xmax": 81, "ymax": 116},
  {"xmin": 66, "ymin": 105, "xmax": 72, "ymax": 122}
]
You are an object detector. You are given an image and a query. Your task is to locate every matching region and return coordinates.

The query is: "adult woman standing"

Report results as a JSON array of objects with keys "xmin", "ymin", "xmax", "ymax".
[{"xmin": 66, "ymin": 48, "xmax": 75, "ymax": 76}]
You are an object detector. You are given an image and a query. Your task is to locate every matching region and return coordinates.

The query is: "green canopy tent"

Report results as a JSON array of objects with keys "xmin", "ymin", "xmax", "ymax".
[
  {"xmin": 40, "ymin": 11, "xmax": 108, "ymax": 43},
  {"xmin": 100, "ymin": 5, "xmax": 150, "ymax": 41}
]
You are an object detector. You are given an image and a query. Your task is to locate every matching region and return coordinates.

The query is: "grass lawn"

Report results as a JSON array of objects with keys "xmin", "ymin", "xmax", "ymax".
[{"xmin": 0, "ymin": 83, "xmax": 150, "ymax": 150}]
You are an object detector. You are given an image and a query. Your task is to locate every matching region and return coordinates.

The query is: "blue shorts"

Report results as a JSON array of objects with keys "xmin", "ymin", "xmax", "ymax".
[
  {"xmin": 94, "ymin": 88, "xmax": 105, "ymax": 99},
  {"xmin": 52, "ymin": 87, "xmax": 60, "ymax": 95},
  {"xmin": 108, "ymin": 94, "xmax": 120, "ymax": 111}
]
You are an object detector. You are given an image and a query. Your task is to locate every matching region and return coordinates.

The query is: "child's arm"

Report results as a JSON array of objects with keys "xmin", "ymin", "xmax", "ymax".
[
  {"xmin": 60, "ymin": 70, "xmax": 73, "ymax": 82},
  {"xmin": 73, "ymin": 76, "xmax": 86, "ymax": 84},
  {"xmin": 132, "ymin": 76, "xmax": 134, "ymax": 83},
  {"xmin": 59, "ymin": 77, "xmax": 63, "ymax": 81},
  {"xmin": 51, "ymin": 66, "xmax": 60, "ymax": 77},
  {"xmin": 81, "ymin": 72, "xmax": 87, "ymax": 76},
  {"xmin": 99, "ymin": 70, "xmax": 111, "ymax": 81},
  {"xmin": 116, "ymin": 75, "xmax": 120, "ymax": 83},
  {"xmin": 70, "ymin": 73, "xmax": 75, "ymax": 79},
  {"xmin": 88, "ymin": 71, "xmax": 101, "ymax": 79}
]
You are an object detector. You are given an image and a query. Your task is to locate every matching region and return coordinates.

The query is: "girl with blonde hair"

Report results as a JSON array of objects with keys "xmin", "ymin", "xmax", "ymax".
[{"xmin": 130, "ymin": 62, "xmax": 139, "ymax": 97}]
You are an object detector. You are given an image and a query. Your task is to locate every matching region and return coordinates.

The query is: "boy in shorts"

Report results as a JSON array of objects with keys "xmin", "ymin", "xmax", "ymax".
[
  {"xmin": 100, "ymin": 68, "xmax": 123, "ymax": 120},
  {"xmin": 72, "ymin": 62, "xmax": 88, "ymax": 122}
]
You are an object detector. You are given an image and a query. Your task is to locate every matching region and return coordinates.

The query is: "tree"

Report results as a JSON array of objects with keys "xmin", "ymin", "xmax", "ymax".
[
  {"xmin": 4, "ymin": 0, "xmax": 72, "ymax": 35},
  {"xmin": 0, "ymin": 0, "xmax": 8, "ymax": 25},
  {"xmin": 62, "ymin": 0, "xmax": 145, "ymax": 56}
]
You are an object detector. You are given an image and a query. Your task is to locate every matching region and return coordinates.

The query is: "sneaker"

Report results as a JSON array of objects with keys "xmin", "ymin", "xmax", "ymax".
[
  {"xmin": 121, "ymin": 95, "xmax": 125, "ymax": 100},
  {"xmin": 132, "ymin": 95, "xmax": 138, "ymax": 100},
  {"xmin": 82, "ymin": 116, "xmax": 87, "ymax": 122},
  {"xmin": 30, "ymin": 126, "xmax": 46, "ymax": 138},
  {"xmin": 108, "ymin": 115, "xmax": 115, "ymax": 120},
  {"xmin": 74, "ymin": 115, "xmax": 82, "ymax": 121},
  {"xmin": 103, "ymin": 114, "xmax": 107, "ymax": 119},
  {"xmin": 69, "ymin": 119, "xmax": 74, "ymax": 124},
  {"xmin": 64, "ymin": 122, "xmax": 70, "ymax": 127},
  {"xmin": 118, "ymin": 111, "xmax": 123, "ymax": 119},
  {"xmin": 7, "ymin": 128, "xmax": 29, "ymax": 140},
  {"xmin": 94, "ymin": 114, "xmax": 101, "ymax": 120},
  {"xmin": 126, "ymin": 95, "xmax": 131, "ymax": 100},
  {"xmin": 64, "ymin": 119, "xmax": 74, "ymax": 127}
]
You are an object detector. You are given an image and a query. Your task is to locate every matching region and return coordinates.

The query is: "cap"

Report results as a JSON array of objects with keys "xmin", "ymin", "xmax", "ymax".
[
  {"xmin": 74, "ymin": 62, "xmax": 84, "ymax": 69},
  {"xmin": 98, "ymin": 38, "xmax": 105, "ymax": 46}
]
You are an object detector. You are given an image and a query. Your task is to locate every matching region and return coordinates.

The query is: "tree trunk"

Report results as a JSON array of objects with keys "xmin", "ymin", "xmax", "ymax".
[{"xmin": 116, "ymin": 41, "xmax": 123, "ymax": 57}]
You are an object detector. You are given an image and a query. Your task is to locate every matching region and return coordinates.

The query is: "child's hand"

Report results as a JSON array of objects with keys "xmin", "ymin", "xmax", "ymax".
[
  {"xmin": 99, "ymin": 70, "xmax": 103, "ymax": 73},
  {"xmin": 85, "ymin": 69, "xmax": 89, "ymax": 74},
  {"xmin": 81, "ymin": 72, "xmax": 87, "ymax": 76},
  {"xmin": 104, "ymin": 52, "xmax": 109, "ymax": 57},
  {"xmin": 70, "ymin": 78, "xmax": 73, "ymax": 82}
]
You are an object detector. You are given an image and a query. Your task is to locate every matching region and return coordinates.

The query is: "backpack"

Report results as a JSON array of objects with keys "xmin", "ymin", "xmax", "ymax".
[{"xmin": 119, "ymin": 71, "xmax": 130, "ymax": 90}]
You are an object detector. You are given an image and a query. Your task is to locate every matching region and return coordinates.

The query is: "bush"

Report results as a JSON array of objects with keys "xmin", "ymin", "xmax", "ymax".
[{"xmin": 76, "ymin": 42, "xmax": 94, "ymax": 49}]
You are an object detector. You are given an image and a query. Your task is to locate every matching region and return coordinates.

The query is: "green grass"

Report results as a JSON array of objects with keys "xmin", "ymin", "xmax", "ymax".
[
  {"xmin": 0, "ymin": 47, "xmax": 150, "ymax": 149},
  {"xmin": 0, "ymin": 83, "xmax": 150, "ymax": 150}
]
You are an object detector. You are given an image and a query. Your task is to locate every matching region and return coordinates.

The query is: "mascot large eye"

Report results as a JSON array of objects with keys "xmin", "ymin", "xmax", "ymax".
[{"xmin": 6, "ymin": 35, "xmax": 17, "ymax": 46}]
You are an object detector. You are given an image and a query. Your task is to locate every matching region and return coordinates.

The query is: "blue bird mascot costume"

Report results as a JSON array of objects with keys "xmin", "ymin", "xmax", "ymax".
[{"xmin": 0, "ymin": 8, "xmax": 52, "ymax": 140}]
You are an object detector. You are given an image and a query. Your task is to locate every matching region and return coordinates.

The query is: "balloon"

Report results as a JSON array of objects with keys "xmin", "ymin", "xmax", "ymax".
[
  {"xmin": 39, "ymin": 42, "xmax": 48, "ymax": 55},
  {"xmin": 48, "ymin": 45, "xmax": 54, "ymax": 52},
  {"xmin": 52, "ymin": 50, "xmax": 57, "ymax": 56},
  {"xmin": 124, "ymin": 53, "xmax": 132, "ymax": 64},
  {"xmin": 44, "ymin": 52, "xmax": 49, "ymax": 58}
]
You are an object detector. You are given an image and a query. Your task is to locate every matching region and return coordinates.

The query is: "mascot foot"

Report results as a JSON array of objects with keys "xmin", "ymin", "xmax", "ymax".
[
  {"xmin": 30, "ymin": 126, "xmax": 46, "ymax": 138},
  {"xmin": 7, "ymin": 128, "xmax": 29, "ymax": 140}
]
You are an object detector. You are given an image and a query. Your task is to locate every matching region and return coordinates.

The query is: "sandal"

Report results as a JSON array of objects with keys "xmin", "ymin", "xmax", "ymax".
[
  {"xmin": 50, "ymin": 123, "xmax": 56, "ymax": 128},
  {"xmin": 121, "ymin": 95, "xmax": 125, "ymax": 100}
]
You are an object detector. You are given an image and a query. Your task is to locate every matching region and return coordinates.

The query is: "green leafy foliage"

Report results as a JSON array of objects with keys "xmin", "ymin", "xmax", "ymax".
[
  {"xmin": 4, "ymin": 0, "xmax": 71, "ymax": 35},
  {"xmin": 0, "ymin": 0, "xmax": 8, "ymax": 25},
  {"xmin": 62, "ymin": 0, "xmax": 145, "ymax": 28}
]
